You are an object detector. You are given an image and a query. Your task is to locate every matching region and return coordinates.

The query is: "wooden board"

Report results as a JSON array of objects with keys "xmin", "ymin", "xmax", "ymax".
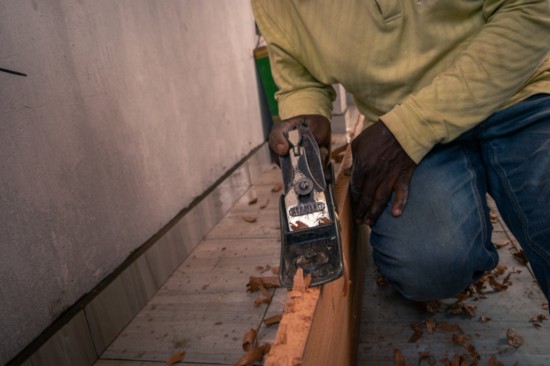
[{"xmin": 264, "ymin": 116, "xmax": 367, "ymax": 366}]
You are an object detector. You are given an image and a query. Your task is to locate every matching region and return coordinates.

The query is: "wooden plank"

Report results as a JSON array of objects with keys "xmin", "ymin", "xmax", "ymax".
[{"xmin": 264, "ymin": 116, "xmax": 367, "ymax": 366}]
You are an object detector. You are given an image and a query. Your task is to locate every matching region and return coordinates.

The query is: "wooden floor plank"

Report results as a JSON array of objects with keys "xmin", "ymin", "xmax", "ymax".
[{"xmin": 100, "ymin": 236, "xmax": 280, "ymax": 364}]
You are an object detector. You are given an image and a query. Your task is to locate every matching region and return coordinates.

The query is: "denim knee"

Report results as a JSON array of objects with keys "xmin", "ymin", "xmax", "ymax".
[{"xmin": 370, "ymin": 225, "xmax": 499, "ymax": 302}]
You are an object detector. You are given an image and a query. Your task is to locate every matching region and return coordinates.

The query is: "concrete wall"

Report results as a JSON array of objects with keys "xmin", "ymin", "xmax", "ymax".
[{"xmin": 0, "ymin": 1, "xmax": 267, "ymax": 363}]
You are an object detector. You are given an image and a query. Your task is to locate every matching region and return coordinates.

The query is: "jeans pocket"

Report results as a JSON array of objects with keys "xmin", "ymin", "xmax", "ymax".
[{"xmin": 373, "ymin": 0, "xmax": 402, "ymax": 22}]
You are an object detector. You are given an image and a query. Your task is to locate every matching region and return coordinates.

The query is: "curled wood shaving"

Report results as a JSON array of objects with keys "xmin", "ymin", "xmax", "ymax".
[
  {"xmin": 166, "ymin": 351, "xmax": 186, "ymax": 366},
  {"xmin": 246, "ymin": 276, "xmax": 281, "ymax": 294},
  {"xmin": 494, "ymin": 240, "xmax": 510, "ymax": 249},
  {"xmin": 242, "ymin": 215, "xmax": 257, "ymax": 223},
  {"xmin": 271, "ymin": 182, "xmax": 283, "ymax": 192},
  {"xmin": 234, "ymin": 328, "xmax": 271, "ymax": 366},
  {"xmin": 506, "ymin": 328, "xmax": 524, "ymax": 348},
  {"xmin": 451, "ymin": 334, "xmax": 479, "ymax": 361},
  {"xmin": 408, "ymin": 323, "xmax": 424, "ymax": 343},
  {"xmin": 446, "ymin": 302, "xmax": 477, "ymax": 318},
  {"xmin": 260, "ymin": 198, "xmax": 270, "ymax": 209},
  {"xmin": 423, "ymin": 300, "xmax": 443, "ymax": 313},
  {"xmin": 290, "ymin": 220, "xmax": 309, "ymax": 230},
  {"xmin": 263, "ymin": 314, "xmax": 283, "ymax": 326},
  {"xmin": 529, "ymin": 314, "xmax": 547, "ymax": 328},
  {"xmin": 424, "ymin": 318, "xmax": 436, "ymax": 334},
  {"xmin": 248, "ymin": 197, "xmax": 258, "ymax": 205}
]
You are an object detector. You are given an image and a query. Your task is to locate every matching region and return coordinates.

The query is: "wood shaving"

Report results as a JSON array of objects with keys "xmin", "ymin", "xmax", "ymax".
[
  {"xmin": 408, "ymin": 323, "xmax": 423, "ymax": 343},
  {"xmin": 494, "ymin": 240, "xmax": 510, "ymax": 249},
  {"xmin": 506, "ymin": 328, "xmax": 523, "ymax": 348},
  {"xmin": 246, "ymin": 276, "xmax": 281, "ymax": 295},
  {"xmin": 529, "ymin": 313, "xmax": 547, "ymax": 328},
  {"xmin": 242, "ymin": 215, "xmax": 257, "ymax": 223},
  {"xmin": 260, "ymin": 198, "xmax": 270, "ymax": 209},
  {"xmin": 271, "ymin": 182, "xmax": 283, "ymax": 192},
  {"xmin": 447, "ymin": 302, "xmax": 477, "ymax": 318},
  {"xmin": 248, "ymin": 197, "xmax": 258, "ymax": 205},
  {"xmin": 234, "ymin": 328, "xmax": 271, "ymax": 366},
  {"xmin": 424, "ymin": 318, "xmax": 436, "ymax": 334},
  {"xmin": 423, "ymin": 300, "xmax": 443, "ymax": 313},
  {"xmin": 451, "ymin": 334, "xmax": 479, "ymax": 361},
  {"xmin": 166, "ymin": 351, "xmax": 186, "ymax": 366},
  {"xmin": 263, "ymin": 314, "xmax": 283, "ymax": 326},
  {"xmin": 290, "ymin": 221, "xmax": 309, "ymax": 230}
]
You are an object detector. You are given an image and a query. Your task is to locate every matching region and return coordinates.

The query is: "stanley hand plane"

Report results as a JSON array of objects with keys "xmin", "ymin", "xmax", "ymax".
[{"xmin": 278, "ymin": 123, "xmax": 343, "ymax": 287}]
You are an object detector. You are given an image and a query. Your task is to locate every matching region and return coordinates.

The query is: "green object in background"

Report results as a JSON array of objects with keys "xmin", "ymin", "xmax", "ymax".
[{"xmin": 254, "ymin": 46, "xmax": 280, "ymax": 122}]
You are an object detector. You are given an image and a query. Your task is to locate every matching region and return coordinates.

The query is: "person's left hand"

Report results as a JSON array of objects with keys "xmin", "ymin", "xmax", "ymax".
[{"xmin": 350, "ymin": 120, "xmax": 416, "ymax": 226}]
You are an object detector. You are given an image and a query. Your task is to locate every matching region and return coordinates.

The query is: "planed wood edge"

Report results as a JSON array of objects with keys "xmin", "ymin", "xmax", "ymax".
[{"xmin": 265, "ymin": 115, "xmax": 368, "ymax": 366}]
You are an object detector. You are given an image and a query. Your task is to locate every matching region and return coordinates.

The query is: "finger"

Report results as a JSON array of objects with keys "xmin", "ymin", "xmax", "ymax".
[
  {"xmin": 306, "ymin": 115, "xmax": 331, "ymax": 148},
  {"xmin": 268, "ymin": 123, "xmax": 292, "ymax": 156},
  {"xmin": 364, "ymin": 183, "xmax": 392, "ymax": 226},
  {"xmin": 350, "ymin": 160, "xmax": 367, "ymax": 217},
  {"xmin": 391, "ymin": 169, "xmax": 414, "ymax": 217}
]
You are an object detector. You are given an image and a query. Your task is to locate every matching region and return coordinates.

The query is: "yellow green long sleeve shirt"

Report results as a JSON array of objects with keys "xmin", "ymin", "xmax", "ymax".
[{"xmin": 252, "ymin": 0, "xmax": 550, "ymax": 162}]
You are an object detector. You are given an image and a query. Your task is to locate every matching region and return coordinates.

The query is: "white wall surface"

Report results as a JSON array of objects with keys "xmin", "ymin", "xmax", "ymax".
[{"xmin": 0, "ymin": 1, "xmax": 266, "ymax": 363}]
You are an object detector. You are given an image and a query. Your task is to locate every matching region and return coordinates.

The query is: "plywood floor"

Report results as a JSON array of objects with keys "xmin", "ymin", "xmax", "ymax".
[
  {"xmin": 94, "ymin": 164, "xmax": 286, "ymax": 366},
  {"xmin": 357, "ymin": 198, "xmax": 550, "ymax": 366}
]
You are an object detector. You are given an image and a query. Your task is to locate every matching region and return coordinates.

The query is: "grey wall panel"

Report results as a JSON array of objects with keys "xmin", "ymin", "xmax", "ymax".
[{"xmin": 0, "ymin": 1, "xmax": 266, "ymax": 363}]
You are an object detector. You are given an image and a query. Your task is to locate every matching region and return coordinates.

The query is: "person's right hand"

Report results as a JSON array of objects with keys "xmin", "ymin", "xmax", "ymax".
[{"xmin": 269, "ymin": 114, "xmax": 331, "ymax": 163}]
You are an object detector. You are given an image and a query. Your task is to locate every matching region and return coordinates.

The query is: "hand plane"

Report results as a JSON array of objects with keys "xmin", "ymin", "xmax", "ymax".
[{"xmin": 278, "ymin": 123, "xmax": 343, "ymax": 288}]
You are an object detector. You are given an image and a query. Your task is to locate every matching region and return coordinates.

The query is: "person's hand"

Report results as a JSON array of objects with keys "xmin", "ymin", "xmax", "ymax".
[
  {"xmin": 350, "ymin": 120, "xmax": 416, "ymax": 226},
  {"xmin": 269, "ymin": 114, "xmax": 331, "ymax": 164}
]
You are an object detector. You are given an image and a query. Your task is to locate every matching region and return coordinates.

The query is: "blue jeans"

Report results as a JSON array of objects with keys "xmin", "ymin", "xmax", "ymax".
[{"xmin": 370, "ymin": 94, "xmax": 550, "ymax": 302}]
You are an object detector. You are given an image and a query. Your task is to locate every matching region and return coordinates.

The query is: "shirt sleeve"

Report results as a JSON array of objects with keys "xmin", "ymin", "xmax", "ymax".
[
  {"xmin": 381, "ymin": 0, "xmax": 550, "ymax": 163},
  {"xmin": 251, "ymin": 0, "xmax": 336, "ymax": 121}
]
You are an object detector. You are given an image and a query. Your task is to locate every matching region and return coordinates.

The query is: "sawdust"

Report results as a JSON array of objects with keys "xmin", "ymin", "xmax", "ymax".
[{"xmin": 264, "ymin": 268, "xmax": 320, "ymax": 366}]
